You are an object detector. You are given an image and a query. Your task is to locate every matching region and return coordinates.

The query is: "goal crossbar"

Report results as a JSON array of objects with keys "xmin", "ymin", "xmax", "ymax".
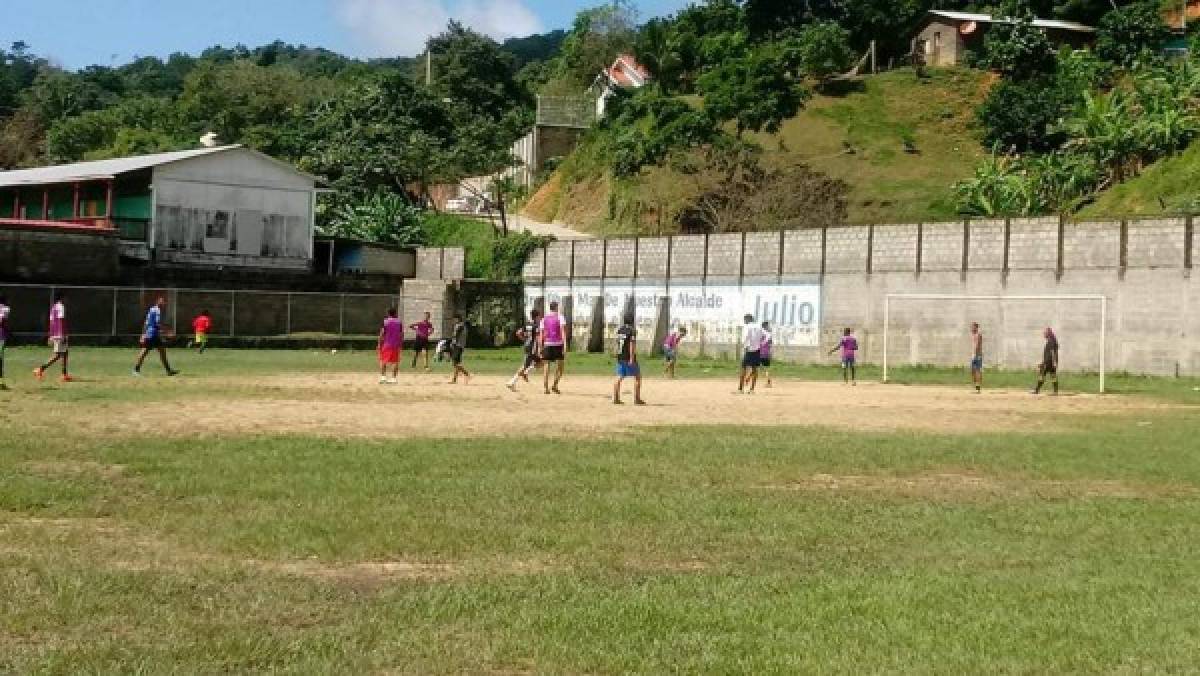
[{"xmin": 882, "ymin": 294, "xmax": 1108, "ymax": 393}]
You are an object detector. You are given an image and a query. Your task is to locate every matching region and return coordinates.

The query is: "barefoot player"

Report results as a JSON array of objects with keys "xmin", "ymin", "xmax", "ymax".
[
  {"xmin": 539, "ymin": 301, "xmax": 567, "ymax": 395},
  {"xmin": 378, "ymin": 307, "xmax": 403, "ymax": 384},
  {"xmin": 1032, "ymin": 327, "xmax": 1059, "ymax": 395},
  {"xmin": 133, "ymin": 296, "xmax": 179, "ymax": 377},
  {"xmin": 448, "ymin": 313, "xmax": 471, "ymax": 385},
  {"xmin": 410, "ymin": 311, "xmax": 434, "ymax": 370},
  {"xmin": 613, "ymin": 312, "xmax": 645, "ymax": 405},
  {"xmin": 829, "ymin": 327, "xmax": 858, "ymax": 385},
  {"xmin": 34, "ymin": 293, "xmax": 72, "ymax": 382},
  {"xmin": 969, "ymin": 322, "xmax": 984, "ymax": 393},
  {"xmin": 738, "ymin": 314, "xmax": 764, "ymax": 394},
  {"xmin": 662, "ymin": 326, "xmax": 686, "ymax": 379},
  {"xmin": 507, "ymin": 308, "xmax": 542, "ymax": 391}
]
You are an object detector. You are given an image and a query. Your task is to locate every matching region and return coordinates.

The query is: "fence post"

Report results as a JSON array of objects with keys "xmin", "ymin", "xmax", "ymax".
[
  {"xmin": 286, "ymin": 292, "xmax": 292, "ymax": 336},
  {"xmin": 111, "ymin": 288, "xmax": 118, "ymax": 338},
  {"xmin": 171, "ymin": 288, "xmax": 178, "ymax": 336},
  {"xmin": 338, "ymin": 294, "xmax": 345, "ymax": 336},
  {"xmin": 230, "ymin": 291, "xmax": 237, "ymax": 337}
]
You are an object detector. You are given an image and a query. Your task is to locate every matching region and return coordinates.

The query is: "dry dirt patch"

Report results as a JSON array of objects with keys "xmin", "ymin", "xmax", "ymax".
[{"xmin": 83, "ymin": 373, "xmax": 1179, "ymax": 440}]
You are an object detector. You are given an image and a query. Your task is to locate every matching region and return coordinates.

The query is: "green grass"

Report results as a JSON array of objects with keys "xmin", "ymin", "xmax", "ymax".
[
  {"xmin": 754, "ymin": 68, "xmax": 988, "ymax": 224},
  {"xmin": 530, "ymin": 67, "xmax": 989, "ymax": 232},
  {"xmin": 1078, "ymin": 142, "xmax": 1200, "ymax": 218},
  {"xmin": 2, "ymin": 347, "xmax": 1200, "ymax": 672}
]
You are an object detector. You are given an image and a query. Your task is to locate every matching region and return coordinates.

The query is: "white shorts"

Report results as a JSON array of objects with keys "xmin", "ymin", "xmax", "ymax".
[{"xmin": 50, "ymin": 337, "xmax": 68, "ymax": 354}]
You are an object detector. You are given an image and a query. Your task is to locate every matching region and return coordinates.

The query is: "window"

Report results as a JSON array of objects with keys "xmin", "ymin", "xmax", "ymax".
[{"xmin": 207, "ymin": 211, "xmax": 229, "ymax": 239}]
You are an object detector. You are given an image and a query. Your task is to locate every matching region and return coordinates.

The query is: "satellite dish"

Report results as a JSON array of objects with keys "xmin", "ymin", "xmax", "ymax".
[{"xmin": 199, "ymin": 132, "xmax": 219, "ymax": 148}]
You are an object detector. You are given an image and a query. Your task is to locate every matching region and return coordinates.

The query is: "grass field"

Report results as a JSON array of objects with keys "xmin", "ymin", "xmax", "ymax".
[{"xmin": 2, "ymin": 346, "xmax": 1199, "ymax": 673}]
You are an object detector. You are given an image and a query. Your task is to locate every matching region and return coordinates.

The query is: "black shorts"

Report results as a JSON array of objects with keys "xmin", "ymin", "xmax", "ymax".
[
  {"xmin": 451, "ymin": 345, "xmax": 464, "ymax": 365},
  {"xmin": 523, "ymin": 352, "xmax": 541, "ymax": 370},
  {"xmin": 1040, "ymin": 362, "xmax": 1057, "ymax": 375},
  {"xmin": 741, "ymin": 350, "xmax": 761, "ymax": 368},
  {"xmin": 542, "ymin": 345, "xmax": 565, "ymax": 362},
  {"xmin": 414, "ymin": 336, "xmax": 431, "ymax": 352},
  {"xmin": 142, "ymin": 335, "xmax": 162, "ymax": 348},
  {"xmin": 759, "ymin": 356, "xmax": 772, "ymax": 367}
]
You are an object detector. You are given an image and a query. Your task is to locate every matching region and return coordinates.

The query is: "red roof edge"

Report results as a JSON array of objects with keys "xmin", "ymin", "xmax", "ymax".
[{"xmin": 0, "ymin": 218, "xmax": 118, "ymax": 236}]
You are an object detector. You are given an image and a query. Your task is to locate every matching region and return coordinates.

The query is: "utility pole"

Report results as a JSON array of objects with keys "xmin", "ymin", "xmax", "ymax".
[{"xmin": 426, "ymin": 49, "xmax": 432, "ymax": 86}]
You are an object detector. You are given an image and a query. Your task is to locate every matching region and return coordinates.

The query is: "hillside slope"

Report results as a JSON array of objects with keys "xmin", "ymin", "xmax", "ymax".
[
  {"xmin": 526, "ymin": 68, "xmax": 989, "ymax": 232},
  {"xmin": 1078, "ymin": 143, "xmax": 1200, "ymax": 218}
]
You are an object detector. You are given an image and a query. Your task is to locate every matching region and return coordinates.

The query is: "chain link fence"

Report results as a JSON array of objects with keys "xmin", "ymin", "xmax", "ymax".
[{"xmin": 0, "ymin": 283, "xmax": 399, "ymax": 339}]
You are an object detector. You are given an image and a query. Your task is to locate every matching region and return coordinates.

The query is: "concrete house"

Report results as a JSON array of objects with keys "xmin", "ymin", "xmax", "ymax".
[
  {"xmin": 912, "ymin": 10, "xmax": 1096, "ymax": 67},
  {"xmin": 0, "ymin": 145, "xmax": 322, "ymax": 271}
]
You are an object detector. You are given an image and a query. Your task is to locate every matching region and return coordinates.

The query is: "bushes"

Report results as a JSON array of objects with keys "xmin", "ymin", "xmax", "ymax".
[
  {"xmin": 1095, "ymin": 1, "xmax": 1170, "ymax": 68},
  {"xmin": 977, "ymin": 76, "xmax": 1071, "ymax": 153}
]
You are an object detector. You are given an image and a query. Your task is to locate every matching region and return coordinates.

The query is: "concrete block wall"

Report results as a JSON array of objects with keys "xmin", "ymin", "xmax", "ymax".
[
  {"xmin": 0, "ymin": 226, "xmax": 121, "ymax": 284},
  {"xmin": 1064, "ymin": 221, "xmax": 1120, "ymax": 269},
  {"xmin": 415, "ymin": 247, "xmax": 466, "ymax": 280},
  {"xmin": 1127, "ymin": 218, "xmax": 1187, "ymax": 269},
  {"xmin": 637, "ymin": 237, "xmax": 669, "ymax": 278},
  {"xmin": 545, "ymin": 241, "xmax": 573, "ymax": 278},
  {"xmin": 782, "ymin": 229, "xmax": 823, "ymax": 275},
  {"xmin": 573, "ymin": 240, "xmax": 604, "ymax": 278},
  {"xmin": 872, "ymin": 224, "xmax": 918, "ymax": 273},
  {"xmin": 522, "ymin": 216, "xmax": 1200, "ymax": 375},
  {"xmin": 1007, "ymin": 217, "xmax": 1059, "ymax": 270},
  {"xmin": 921, "ymin": 221, "xmax": 964, "ymax": 271},
  {"xmin": 744, "ymin": 232, "xmax": 782, "ymax": 277},
  {"xmin": 824, "ymin": 227, "xmax": 868, "ymax": 273},
  {"xmin": 967, "ymin": 219, "xmax": 1006, "ymax": 269},
  {"xmin": 605, "ymin": 239, "xmax": 636, "ymax": 278},
  {"xmin": 670, "ymin": 235, "xmax": 706, "ymax": 277}
]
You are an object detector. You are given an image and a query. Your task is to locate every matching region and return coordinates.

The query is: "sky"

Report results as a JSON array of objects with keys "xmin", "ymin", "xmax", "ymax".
[{"xmin": 2, "ymin": 0, "xmax": 694, "ymax": 70}]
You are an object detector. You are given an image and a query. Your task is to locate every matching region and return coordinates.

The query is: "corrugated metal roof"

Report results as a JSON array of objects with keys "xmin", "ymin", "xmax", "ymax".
[
  {"xmin": 928, "ymin": 9, "xmax": 1096, "ymax": 33},
  {"xmin": 0, "ymin": 145, "xmax": 240, "ymax": 188}
]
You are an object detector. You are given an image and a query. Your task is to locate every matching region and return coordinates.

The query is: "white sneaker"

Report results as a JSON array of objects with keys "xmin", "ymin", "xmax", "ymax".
[
  {"xmin": 379, "ymin": 376, "xmax": 388, "ymax": 384},
  {"xmin": 388, "ymin": 377, "xmax": 398, "ymax": 384},
  {"xmin": 132, "ymin": 370, "xmax": 142, "ymax": 377}
]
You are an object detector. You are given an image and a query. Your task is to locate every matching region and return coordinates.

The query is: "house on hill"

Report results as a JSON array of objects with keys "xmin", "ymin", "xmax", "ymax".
[
  {"xmin": 0, "ymin": 145, "xmax": 324, "ymax": 275},
  {"xmin": 912, "ymin": 10, "xmax": 1096, "ymax": 67},
  {"xmin": 590, "ymin": 53, "xmax": 652, "ymax": 118}
]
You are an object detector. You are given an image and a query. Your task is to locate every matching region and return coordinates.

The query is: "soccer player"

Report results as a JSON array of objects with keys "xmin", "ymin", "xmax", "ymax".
[
  {"xmin": 662, "ymin": 326, "xmax": 686, "ymax": 379},
  {"xmin": 969, "ymin": 321, "xmax": 984, "ymax": 393},
  {"xmin": 133, "ymin": 296, "xmax": 179, "ymax": 377},
  {"xmin": 1032, "ymin": 327, "xmax": 1059, "ymax": 395},
  {"xmin": 507, "ymin": 308, "xmax": 542, "ymax": 391},
  {"xmin": 448, "ymin": 313, "xmax": 471, "ymax": 384},
  {"xmin": 759, "ymin": 320, "xmax": 774, "ymax": 388},
  {"xmin": 613, "ymin": 312, "xmax": 645, "ymax": 405},
  {"xmin": 829, "ymin": 327, "xmax": 858, "ymax": 385},
  {"xmin": 190, "ymin": 310, "xmax": 212, "ymax": 353},
  {"xmin": 539, "ymin": 300, "xmax": 567, "ymax": 395},
  {"xmin": 410, "ymin": 311, "xmax": 434, "ymax": 371},
  {"xmin": 738, "ymin": 314, "xmax": 765, "ymax": 394},
  {"xmin": 0, "ymin": 294, "xmax": 9, "ymax": 390},
  {"xmin": 34, "ymin": 293, "xmax": 72, "ymax": 382},
  {"xmin": 378, "ymin": 307, "xmax": 403, "ymax": 384}
]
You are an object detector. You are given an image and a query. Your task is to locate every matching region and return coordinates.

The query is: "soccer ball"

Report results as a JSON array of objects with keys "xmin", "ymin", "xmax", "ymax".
[{"xmin": 331, "ymin": 349, "xmax": 338, "ymax": 355}]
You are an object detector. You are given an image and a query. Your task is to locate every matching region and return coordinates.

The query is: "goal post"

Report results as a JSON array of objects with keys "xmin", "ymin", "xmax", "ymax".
[{"xmin": 882, "ymin": 294, "xmax": 1109, "ymax": 393}]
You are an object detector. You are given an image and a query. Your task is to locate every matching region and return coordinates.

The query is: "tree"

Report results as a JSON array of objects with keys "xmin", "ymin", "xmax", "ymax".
[
  {"xmin": 979, "ymin": 1, "xmax": 1057, "ymax": 80},
  {"xmin": 555, "ymin": 1, "xmax": 638, "ymax": 87},
  {"xmin": 1095, "ymin": 1, "xmax": 1170, "ymax": 68},
  {"xmin": 696, "ymin": 44, "xmax": 809, "ymax": 137},
  {"xmin": 46, "ymin": 96, "xmax": 182, "ymax": 162},
  {"xmin": 790, "ymin": 21, "xmax": 855, "ymax": 82},
  {"xmin": 977, "ymin": 75, "xmax": 1071, "ymax": 152},
  {"xmin": 322, "ymin": 191, "xmax": 425, "ymax": 245},
  {"xmin": 302, "ymin": 73, "xmax": 458, "ymax": 203}
]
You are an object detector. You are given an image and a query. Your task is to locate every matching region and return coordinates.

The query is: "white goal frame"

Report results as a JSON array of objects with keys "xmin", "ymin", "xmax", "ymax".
[{"xmin": 882, "ymin": 294, "xmax": 1109, "ymax": 393}]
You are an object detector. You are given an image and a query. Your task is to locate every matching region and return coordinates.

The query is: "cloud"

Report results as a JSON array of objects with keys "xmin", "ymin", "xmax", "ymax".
[{"xmin": 335, "ymin": 0, "xmax": 544, "ymax": 57}]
